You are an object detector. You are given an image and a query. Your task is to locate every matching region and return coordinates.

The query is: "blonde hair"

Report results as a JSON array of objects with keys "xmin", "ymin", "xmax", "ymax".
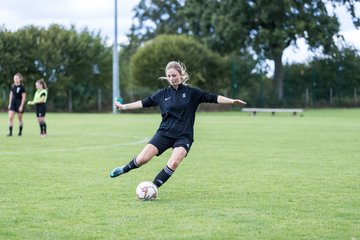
[
  {"xmin": 14, "ymin": 73, "xmax": 24, "ymax": 85},
  {"xmin": 37, "ymin": 79, "xmax": 48, "ymax": 90},
  {"xmin": 159, "ymin": 61, "xmax": 190, "ymax": 85}
]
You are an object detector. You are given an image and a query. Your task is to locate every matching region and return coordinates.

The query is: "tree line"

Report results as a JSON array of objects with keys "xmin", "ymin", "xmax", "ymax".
[
  {"xmin": 0, "ymin": 24, "xmax": 112, "ymax": 112},
  {"xmin": 1, "ymin": 0, "xmax": 360, "ymax": 111},
  {"xmin": 129, "ymin": 0, "xmax": 359, "ymax": 101}
]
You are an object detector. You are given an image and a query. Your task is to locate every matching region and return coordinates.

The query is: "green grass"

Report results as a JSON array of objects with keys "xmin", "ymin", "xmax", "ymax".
[{"xmin": 0, "ymin": 109, "xmax": 359, "ymax": 239}]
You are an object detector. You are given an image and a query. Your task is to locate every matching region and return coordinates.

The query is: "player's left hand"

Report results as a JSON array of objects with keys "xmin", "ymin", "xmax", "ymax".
[
  {"xmin": 233, "ymin": 99, "xmax": 247, "ymax": 105},
  {"xmin": 114, "ymin": 101, "xmax": 123, "ymax": 110}
]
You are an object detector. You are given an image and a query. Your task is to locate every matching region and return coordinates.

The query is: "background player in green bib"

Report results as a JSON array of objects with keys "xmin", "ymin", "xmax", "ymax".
[{"xmin": 27, "ymin": 79, "xmax": 48, "ymax": 137}]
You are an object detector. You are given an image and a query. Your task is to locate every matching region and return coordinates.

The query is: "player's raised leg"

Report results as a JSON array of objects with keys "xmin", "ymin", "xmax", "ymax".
[
  {"xmin": 109, "ymin": 144, "xmax": 158, "ymax": 178},
  {"xmin": 152, "ymin": 146, "xmax": 187, "ymax": 188}
]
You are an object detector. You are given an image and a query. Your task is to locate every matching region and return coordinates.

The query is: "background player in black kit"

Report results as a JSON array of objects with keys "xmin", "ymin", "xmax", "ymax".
[
  {"xmin": 7, "ymin": 73, "xmax": 26, "ymax": 136},
  {"xmin": 109, "ymin": 61, "xmax": 246, "ymax": 189}
]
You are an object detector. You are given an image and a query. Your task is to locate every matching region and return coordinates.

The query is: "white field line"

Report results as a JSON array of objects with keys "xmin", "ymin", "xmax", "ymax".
[{"xmin": 0, "ymin": 137, "xmax": 150, "ymax": 156}]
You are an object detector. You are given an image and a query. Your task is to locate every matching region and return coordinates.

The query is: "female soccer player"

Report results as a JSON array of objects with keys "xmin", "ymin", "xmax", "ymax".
[
  {"xmin": 7, "ymin": 73, "xmax": 26, "ymax": 136},
  {"xmin": 27, "ymin": 79, "xmax": 48, "ymax": 137},
  {"xmin": 109, "ymin": 61, "xmax": 246, "ymax": 188}
]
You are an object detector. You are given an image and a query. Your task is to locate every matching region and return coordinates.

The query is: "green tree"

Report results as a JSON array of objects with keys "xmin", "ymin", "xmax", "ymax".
[
  {"xmin": 0, "ymin": 27, "xmax": 29, "ymax": 88},
  {"xmin": 132, "ymin": 0, "xmax": 188, "ymax": 42},
  {"xmin": 130, "ymin": 35, "xmax": 227, "ymax": 95},
  {"xmin": 183, "ymin": 0, "xmax": 341, "ymax": 102},
  {"xmin": 131, "ymin": 0, "xmax": 359, "ymax": 103},
  {"xmin": 0, "ymin": 25, "xmax": 112, "ymax": 112},
  {"xmin": 283, "ymin": 47, "xmax": 360, "ymax": 106}
]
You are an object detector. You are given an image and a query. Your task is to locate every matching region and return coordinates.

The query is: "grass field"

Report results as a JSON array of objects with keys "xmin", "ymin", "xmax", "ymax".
[{"xmin": 0, "ymin": 109, "xmax": 359, "ymax": 239}]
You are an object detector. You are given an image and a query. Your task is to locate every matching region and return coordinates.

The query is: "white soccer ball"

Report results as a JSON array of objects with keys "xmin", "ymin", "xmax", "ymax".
[{"xmin": 136, "ymin": 181, "xmax": 158, "ymax": 201}]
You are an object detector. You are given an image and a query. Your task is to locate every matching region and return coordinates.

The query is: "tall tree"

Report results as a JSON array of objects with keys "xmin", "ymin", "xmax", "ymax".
[
  {"xmin": 132, "ymin": 0, "xmax": 188, "ymax": 42},
  {"xmin": 132, "ymin": 0, "xmax": 359, "ymax": 102},
  {"xmin": 249, "ymin": 0, "xmax": 341, "ymax": 101},
  {"xmin": 183, "ymin": 0, "xmax": 340, "ymax": 101},
  {"xmin": 0, "ymin": 25, "xmax": 112, "ymax": 111}
]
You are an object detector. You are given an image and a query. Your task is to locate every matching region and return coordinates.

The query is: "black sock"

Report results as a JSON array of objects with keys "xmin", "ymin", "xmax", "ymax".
[
  {"xmin": 42, "ymin": 122, "xmax": 47, "ymax": 134},
  {"xmin": 19, "ymin": 125, "xmax": 23, "ymax": 135},
  {"xmin": 153, "ymin": 165, "xmax": 174, "ymax": 188},
  {"xmin": 9, "ymin": 126, "xmax": 13, "ymax": 135},
  {"xmin": 123, "ymin": 157, "xmax": 139, "ymax": 173},
  {"xmin": 39, "ymin": 123, "xmax": 43, "ymax": 134}
]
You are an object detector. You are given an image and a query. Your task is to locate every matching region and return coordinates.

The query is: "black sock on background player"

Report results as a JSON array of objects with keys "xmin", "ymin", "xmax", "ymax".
[
  {"xmin": 7, "ymin": 126, "xmax": 13, "ymax": 136},
  {"xmin": 42, "ymin": 122, "xmax": 47, "ymax": 134},
  {"xmin": 18, "ymin": 124, "xmax": 23, "ymax": 136},
  {"xmin": 39, "ymin": 122, "xmax": 47, "ymax": 135}
]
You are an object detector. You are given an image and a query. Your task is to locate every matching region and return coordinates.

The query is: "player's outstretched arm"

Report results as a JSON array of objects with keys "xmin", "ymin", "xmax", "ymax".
[
  {"xmin": 115, "ymin": 100, "xmax": 143, "ymax": 111},
  {"xmin": 217, "ymin": 95, "xmax": 246, "ymax": 106}
]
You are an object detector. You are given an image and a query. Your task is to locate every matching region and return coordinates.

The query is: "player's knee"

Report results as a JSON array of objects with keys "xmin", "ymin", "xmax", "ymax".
[
  {"xmin": 167, "ymin": 158, "xmax": 181, "ymax": 170},
  {"xmin": 136, "ymin": 154, "xmax": 152, "ymax": 165}
]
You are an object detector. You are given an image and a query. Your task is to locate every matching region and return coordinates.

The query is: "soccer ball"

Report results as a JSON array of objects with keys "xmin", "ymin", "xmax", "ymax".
[{"xmin": 136, "ymin": 181, "xmax": 158, "ymax": 201}]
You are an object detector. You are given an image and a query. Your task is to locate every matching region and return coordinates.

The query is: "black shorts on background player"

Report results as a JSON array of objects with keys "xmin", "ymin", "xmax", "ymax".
[
  {"xmin": 36, "ymin": 103, "xmax": 47, "ymax": 117},
  {"xmin": 9, "ymin": 99, "xmax": 24, "ymax": 113},
  {"xmin": 9, "ymin": 85, "xmax": 26, "ymax": 113}
]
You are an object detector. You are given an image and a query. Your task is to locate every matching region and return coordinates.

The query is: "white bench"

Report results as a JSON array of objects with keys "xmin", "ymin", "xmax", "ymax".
[{"xmin": 242, "ymin": 108, "xmax": 303, "ymax": 116}]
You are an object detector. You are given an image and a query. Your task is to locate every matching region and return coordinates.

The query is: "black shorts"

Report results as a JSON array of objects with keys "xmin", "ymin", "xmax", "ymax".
[
  {"xmin": 36, "ymin": 103, "xmax": 47, "ymax": 117},
  {"xmin": 9, "ymin": 99, "xmax": 24, "ymax": 113},
  {"xmin": 149, "ymin": 132, "xmax": 193, "ymax": 156}
]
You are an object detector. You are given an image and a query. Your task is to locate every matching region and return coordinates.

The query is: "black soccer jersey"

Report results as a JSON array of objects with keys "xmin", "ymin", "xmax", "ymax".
[
  {"xmin": 142, "ymin": 84, "xmax": 218, "ymax": 141},
  {"xmin": 11, "ymin": 84, "xmax": 26, "ymax": 100}
]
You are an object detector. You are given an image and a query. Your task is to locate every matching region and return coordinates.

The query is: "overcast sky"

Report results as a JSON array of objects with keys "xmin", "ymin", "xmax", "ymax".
[{"xmin": 1, "ymin": 0, "xmax": 359, "ymax": 65}]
